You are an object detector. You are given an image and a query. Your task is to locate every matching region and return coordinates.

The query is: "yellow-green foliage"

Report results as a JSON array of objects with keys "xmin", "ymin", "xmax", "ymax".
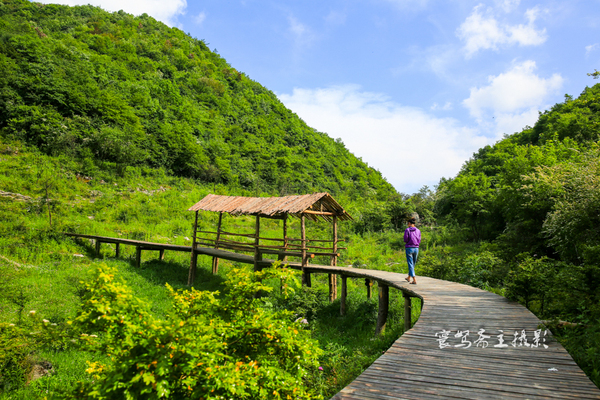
[{"xmin": 60, "ymin": 265, "xmax": 322, "ymax": 399}]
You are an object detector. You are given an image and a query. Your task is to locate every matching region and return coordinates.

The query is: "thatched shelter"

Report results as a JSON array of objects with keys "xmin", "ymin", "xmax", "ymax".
[{"xmin": 187, "ymin": 193, "xmax": 352, "ymax": 299}]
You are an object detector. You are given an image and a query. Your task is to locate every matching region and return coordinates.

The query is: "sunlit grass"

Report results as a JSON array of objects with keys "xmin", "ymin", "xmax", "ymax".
[{"xmin": 0, "ymin": 140, "xmax": 422, "ymax": 399}]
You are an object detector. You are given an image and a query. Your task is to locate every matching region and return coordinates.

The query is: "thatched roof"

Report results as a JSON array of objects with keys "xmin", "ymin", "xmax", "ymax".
[{"xmin": 188, "ymin": 193, "xmax": 352, "ymax": 222}]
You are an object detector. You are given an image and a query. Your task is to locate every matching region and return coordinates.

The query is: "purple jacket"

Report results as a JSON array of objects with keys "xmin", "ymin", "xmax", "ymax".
[{"xmin": 404, "ymin": 226, "xmax": 421, "ymax": 248}]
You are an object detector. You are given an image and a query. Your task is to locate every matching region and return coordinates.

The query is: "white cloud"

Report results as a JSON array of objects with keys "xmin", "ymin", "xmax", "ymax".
[
  {"xmin": 278, "ymin": 85, "xmax": 490, "ymax": 193},
  {"xmin": 457, "ymin": 5, "xmax": 547, "ymax": 57},
  {"xmin": 507, "ymin": 7, "xmax": 547, "ymax": 45},
  {"xmin": 194, "ymin": 12, "xmax": 206, "ymax": 26},
  {"xmin": 288, "ymin": 16, "xmax": 317, "ymax": 48},
  {"xmin": 38, "ymin": 0, "xmax": 187, "ymax": 26},
  {"xmin": 496, "ymin": 0, "xmax": 520, "ymax": 13},
  {"xmin": 431, "ymin": 102, "xmax": 453, "ymax": 111},
  {"xmin": 586, "ymin": 43, "xmax": 599, "ymax": 57},
  {"xmin": 397, "ymin": 44, "xmax": 459, "ymax": 82},
  {"xmin": 463, "ymin": 60, "xmax": 563, "ymax": 136}
]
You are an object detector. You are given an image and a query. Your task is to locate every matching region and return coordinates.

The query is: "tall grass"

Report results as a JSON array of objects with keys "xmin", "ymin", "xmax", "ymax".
[{"xmin": 0, "ymin": 138, "xmax": 420, "ymax": 398}]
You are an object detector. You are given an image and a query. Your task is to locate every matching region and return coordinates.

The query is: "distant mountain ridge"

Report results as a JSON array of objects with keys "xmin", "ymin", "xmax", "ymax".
[{"xmin": 0, "ymin": 0, "xmax": 395, "ymax": 198}]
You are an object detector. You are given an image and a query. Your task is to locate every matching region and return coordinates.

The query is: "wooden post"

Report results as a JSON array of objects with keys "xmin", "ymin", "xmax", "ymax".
[
  {"xmin": 375, "ymin": 284, "xmax": 389, "ymax": 336},
  {"xmin": 278, "ymin": 215, "xmax": 288, "ymax": 262},
  {"xmin": 365, "ymin": 278, "xmax": 373, "ymax": 299},
  {"xmin": 403, "ymin": 291, "xmax": 412, "ymax": 332},
  {"xmin": 340, "ymin": 275, "xmax": 347, "ymax": 316},
  {"xmin": 253, "ymin": 215, "xmax": 261, "ymax": 272},
  {"xmin": 328, "ymin": 274, "xmax": 337, "ymax": 302},
  {"xmin": 95, "ymin": 240, "xmax": 101, "ymax": 258},
  {"xmin": 187, "ymin": 211, "xmax": 199, "ymax": 286},
  {"xmin": 115, "ymin": 242, "xmax": 120, "ymax": 258},
  {"xmin": 159, "ymin": 249, "xmax": 165, "ymax": 261},
  {"xmin": 278, "ymin": 214, "xmax": 288, "ymax": 295},
  {"xmin": 329, "ymin": 215, "xmax": 338, "ymax": 302},
  {"xmin": 135, "ymin": 246, "xmax": 142, "ymax": 268},
  {"xmin": 212, "ymin": 212, "xmax": 223, "ymax": 274},
  {"xmin": 301, "ymin": 213, "xmax": 310, "ymax": 286}
]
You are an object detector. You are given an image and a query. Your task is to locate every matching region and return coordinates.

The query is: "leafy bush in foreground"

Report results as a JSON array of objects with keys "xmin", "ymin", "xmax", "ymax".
[{"xmin": 59, "ymin": 265, "xmax": 323, "ymax": 399}]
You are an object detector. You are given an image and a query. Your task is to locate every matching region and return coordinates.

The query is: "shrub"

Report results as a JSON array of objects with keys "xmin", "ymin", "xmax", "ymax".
[{"xmin": 59, "ymin": 264, "xmax": 323, "ymax": 399}]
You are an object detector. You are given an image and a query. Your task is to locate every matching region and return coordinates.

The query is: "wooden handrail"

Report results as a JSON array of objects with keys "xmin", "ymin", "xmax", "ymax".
[{"xmin": 197, "ymin": 230, "xmax": 305, "ymax": 243}]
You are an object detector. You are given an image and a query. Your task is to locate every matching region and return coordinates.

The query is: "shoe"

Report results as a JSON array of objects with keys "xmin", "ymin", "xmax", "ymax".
[
  {"xmin": 410, "ymin": 281, "xmax": 417, "ymax": 285},
  {"xmin": 405, "ymin": 277, "xmax": 410, "ymax": 282}
]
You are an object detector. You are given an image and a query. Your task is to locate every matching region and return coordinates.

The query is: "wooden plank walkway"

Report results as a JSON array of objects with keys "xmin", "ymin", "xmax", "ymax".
[
  {"xmin": 64, "ymin": 234, "xmax": 600, "ymax": 399},
  {"xmin": 323, "ymin": 270, "xmax": 600, "ymax": 400}
]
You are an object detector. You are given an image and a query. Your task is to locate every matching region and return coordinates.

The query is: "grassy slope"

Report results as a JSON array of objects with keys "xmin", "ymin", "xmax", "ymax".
[{"xmin": 0, "ymin": 139, "xmax": 422, "ymax": 399}]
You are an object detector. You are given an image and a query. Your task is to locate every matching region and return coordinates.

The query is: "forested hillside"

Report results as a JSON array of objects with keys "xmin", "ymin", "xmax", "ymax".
[
  {"xmin": 1, "ymin": 0, "xmax": 600, "ymax": 397},
  {"xmin": 430, "ymin": 82, "xmax": 600, "ymax": 387},
  {"xmin": 0, "ymin": 1, "xmax": 408, "ymax": 398},
  {"xmin": 0, "ymin": 0, "xmax": 393, "ymax": 198},
  {"xmin": 436, "ymin": 84, "xmax": 600, "ymax": 260}
]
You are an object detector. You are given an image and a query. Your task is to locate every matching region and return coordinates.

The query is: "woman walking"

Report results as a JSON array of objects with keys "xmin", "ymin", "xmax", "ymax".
[{"xmin": 404, "ymin": 217, "xmax": 421, "ymax": 284}]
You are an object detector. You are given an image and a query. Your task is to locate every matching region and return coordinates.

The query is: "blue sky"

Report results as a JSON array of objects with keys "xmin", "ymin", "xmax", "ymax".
[{"xmin": 41, "ymin": 0, "xmax": 600, "ymax": 194}]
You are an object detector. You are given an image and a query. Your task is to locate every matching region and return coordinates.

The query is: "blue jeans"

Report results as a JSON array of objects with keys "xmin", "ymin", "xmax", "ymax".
[{"xmin": 406, "ymin": 247, "xmax": 419, "ymax": 277}]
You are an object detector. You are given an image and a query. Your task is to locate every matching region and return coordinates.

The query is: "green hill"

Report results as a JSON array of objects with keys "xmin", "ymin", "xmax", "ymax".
[
  {"xmin": 0, "ymin": 2, "xmax": 412, "ymax": 398},
  {"xmin": 0, "ymin": 0, "xmax": 394, "ymax": 198},
  {"xmin": 431, "ymin": 82, "xmax": 600, "ymax": 389}
]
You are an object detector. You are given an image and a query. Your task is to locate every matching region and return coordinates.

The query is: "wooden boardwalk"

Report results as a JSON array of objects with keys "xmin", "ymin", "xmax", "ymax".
[
  {"xmin": 321, "ymin": 269, "xmax": 600, "ymax": 400},
  {"xmin": 65, "ymin": 234, "xmax": 600, "ymax": 399}
]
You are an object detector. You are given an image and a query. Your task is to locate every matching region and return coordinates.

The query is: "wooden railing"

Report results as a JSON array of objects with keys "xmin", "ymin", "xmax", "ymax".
[{"xmin": 63, "ymin": 232, "xmax": 415, "ymax": 335}]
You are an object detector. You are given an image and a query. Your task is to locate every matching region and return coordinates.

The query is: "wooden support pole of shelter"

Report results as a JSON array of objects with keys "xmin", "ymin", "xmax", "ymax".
[
  {"xmin": 253, "ymin": 215, "xmax": 263, "ymax": 298},
  {"xmin": 253, "ymin": 215, "xmax": 261, "ymax": 272},
  {"xmin": 278, "ymin": 215, "xmax": 288, "ymax": 262},
  {"xmin": 375, "ymin": 284, "xmax": 390, "ymax": 336},
  {"xmin": 365, "ymin": 278, "xmax": 373, "ymax": 299},
  {"xmin": 135, "ymin": 246, "xmax": 142, "ymax": 268},
  {"xmin": 115, "ymin": 242, "xmax": 120, "ymax": 258},
  {"xmin": 403, "ymin": 291, "xmax": 412, "ymax": 332},
  {"xmin": 301, "ymin": 213, "xmax": 311, "ymax": 287},
  {"xmin": 187, "ymin": 211, "xmax": 199, "ymax": 286},
  {"xmin": 159, "ymin": 249, "xmax": 165, "ymax": 261},
  {"xmin": 329, "ymin": 215, "xmax": 338, "ymax": 302},
  {"xmin": 95, "ymin": 240, "xmax": 101, "ymax": 258},
  {"xmin": 340, "ymin": 275, "xmax": 347, "ymax": 316},
  {"xmin": 212, "ymin": 212, "xmax": 223, "ymax": 274},
  {"xmin": 278, "ymin": 215, "xmax": 288, "ymax": 295}
]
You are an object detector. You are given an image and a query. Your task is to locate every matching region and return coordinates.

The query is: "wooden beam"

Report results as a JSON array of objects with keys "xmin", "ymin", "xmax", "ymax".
[
  {"xmin": 253, "ymin": 215, "xmax": 261, "ymax": 272},
  {"xmin": 340, "ymin": 275, "xmax": 347, "ymax": 316},
  {"xmin": 212, "ymin": 212, "xmax": 223, "ymax": 274},
  {"xmin": 307, "ymin": 238, "xmax": 346, "ymax": 243},
  {"xmin": 301, "ymin": 213, "xmax": 309, "ymax": 286},
  {"xmin": 135, "ymin": 246, "xmax": 142, "ymax": 268},
  {"xmin": 302, "ymin": 210, "xmax": 338, "ymax": 216},
  {"xmin": 187, "ymin": 211, "xmax": 199, "ymax": 286},
  {"xmin": 403, "ymin": 291, "xmax": 412, "ymax": 332},
  {"xmin": 159, "ymin": 249, "xmax": 165, "ymax": 261},
  {"xmin": 328, "ymin": 274, "xmax": 337, "ymax": 302},
  {"xmin": 304, "ymin": 269, "xmax": 312, "ymax": 287},
  {"xmin": 329, "ymin": 215, "xmax": 338, "ymax": 302},
  {"xmin": 278, "ymin": 214, "xmax": 288, "ymax": 263},
  {"xmin": 115, "ymin": 242, "xmax": 120, "ymax": 258},
  {"xmin": 95, "ymin": 240, "xmax": 101, "ymax": 258},
  {"xmin": 262, "ymin": 249, "xmax": 315, "ymax": 258},
  {"xmin": 365, "ymin": 278, "xmax": 373, "ymax": 299},
  {"xmin": 375, "ymin": 284, "xmax": 389, "ymax": 336},
  {"xmin": 196, "ymin": 241, "xmax": 255, "ymax": 253}
]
